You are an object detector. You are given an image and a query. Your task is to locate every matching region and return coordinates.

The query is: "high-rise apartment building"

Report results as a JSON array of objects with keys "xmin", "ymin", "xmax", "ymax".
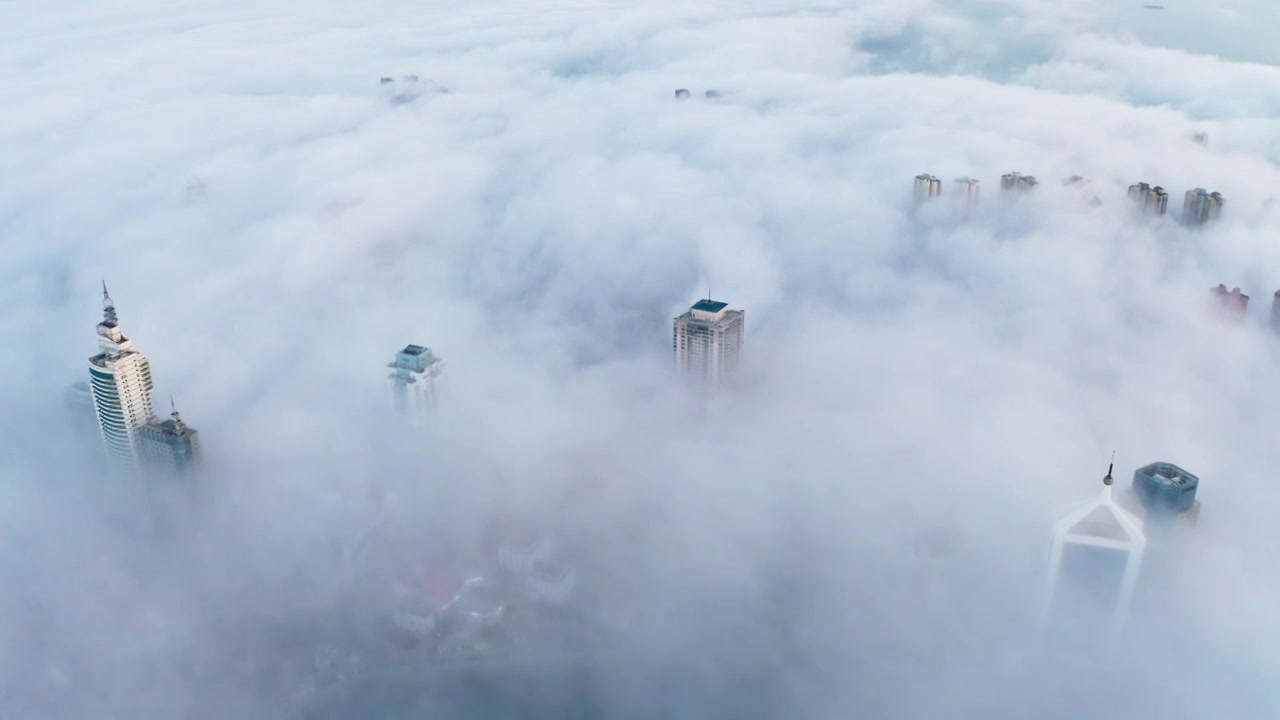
[
  {"xmin": 136, "ymin": 400, "xmax": 202, "ymax": 480},
  {"xmin": 88, "ymin": 284, "xmax": 155, "ymax": 471},
  {"xmin": 387, "ymin": 345, "xmax": 444, "ymax": 419},
  {"xmin": 1000, "ymin": 172, "xmax": 1038, "ymax": 193},
  {"xmin": 954, "ymin": 177, "xmax": 981, "ymax": 208},
  {"xmin": 673, "ymin": 298, "xmax": 744, "ymax": 387},
  {"xmin": 913, "ymin": 174, "xmax": 942, "ymax": 205},
  {"xmin": 1183, "ymin": 188, "xmax": 1225, "ymax": 225},
  {"xmin": 1128, "ymin": 182, "xmax": 1168, "ymax": 215},
  {"xmin": 1270, "ymin": 291, "xmax": 1280, "ymax": 334}
]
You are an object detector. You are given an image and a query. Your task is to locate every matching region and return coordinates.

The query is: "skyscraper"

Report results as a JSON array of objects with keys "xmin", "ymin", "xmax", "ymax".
[
  {"xmin": 954, "ymin": 177, "xmax": 980, "ymax": 208},
  {"xmin": 1041, "ymin": 463, "xmax": 1147, "ymax": 631},
  {"xmin": 136, "ymin": 399, "xmax": 202, "ymax": 480},
  {"xmin": 1270, "ymin": 290, "xmax": 1280, "ymax": 334},
  {"xmin": 913, "ymin": 174, "xmax": 941, "ymax": 205},
  {"xmin": 1128, "ymin": 182, "xmax": 1168, "ymax": 215},
  {"xmin": 387, "ymin": 345, "xmax": 444, "ymax": 419},
  {"xmin": 1000, "ymin": 172, "xmax": 1038, "ymax": 193},
  {"xmin": 673, "ymin": 298, "xmax": 744, "ymax": 387},
  {"xmin": 1182, "ymin": 188, "xmax": 1225, "ymax": 225},
  {"xmin": 88, "ymin": 284, "xmax": 155, "ymax": 472}
]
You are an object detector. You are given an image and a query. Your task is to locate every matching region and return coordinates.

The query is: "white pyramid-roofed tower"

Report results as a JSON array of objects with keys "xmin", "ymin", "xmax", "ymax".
[{"xmin": 1040, "ymin": 461, "xmax": 1147, "ymax": 629}]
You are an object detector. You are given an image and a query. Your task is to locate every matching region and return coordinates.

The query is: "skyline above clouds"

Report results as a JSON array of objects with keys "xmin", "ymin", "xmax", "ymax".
[{"xmin": 4, "ymin": 0, "xmax": 1280, "ymax": 717}]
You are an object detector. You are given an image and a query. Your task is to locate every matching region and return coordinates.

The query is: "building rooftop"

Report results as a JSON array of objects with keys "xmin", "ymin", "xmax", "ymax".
[
  {"xmin": 401, "ymin": 344, "xmax": 429, "ymax": 356},
  {"xmin": 691, "ymin": 299, "xmax": 728, "ymax": 313}
]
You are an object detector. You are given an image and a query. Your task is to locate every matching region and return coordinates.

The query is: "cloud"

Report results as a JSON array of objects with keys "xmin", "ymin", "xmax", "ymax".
[{"xmin": 2, "ymin": 0, "xmax": 1280, "ymax": 717}]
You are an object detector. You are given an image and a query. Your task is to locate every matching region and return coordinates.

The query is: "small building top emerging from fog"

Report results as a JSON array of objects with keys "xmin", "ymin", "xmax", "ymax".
[
  {"xmin": 691, "ymin": 299, "xmax": 728, "ymax": 314},
  {"xmin": 1133, "ymin": 462, "xmax": 1199, "ymax": 515}
]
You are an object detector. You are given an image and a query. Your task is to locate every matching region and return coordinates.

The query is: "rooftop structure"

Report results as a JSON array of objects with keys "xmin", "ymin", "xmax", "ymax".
[
  {"xmin": 387, "ymin": 345, "xmax": 444, "ymax": 422},
  {"xmin": 136, "ymin": 397, "xmax": 201, "ymax": 481},
  {"xmin": 674, "ymin": 298, "xmax": 744, "ymax": 389},
  {"xmin": 674, "ymin": 88, "xmax": 691, "ymax": 100},
  {"xmin": 1211, "ymin": 284, "xmax": 1249, "ymax": 316},
  {"xmin": 1041, "ymin": 462, "xmax": 1147, "ymax": 630},
  {"xmin": 1192, "ymin": 131, "xmax": 1208, "ymax": 146},
  {"xmin": 1128, "ymin": 182, "xmax": 1168, "ymax": 216},
  {"xmin": 1271, "ymin": 290, "xmax": 1280, "ymax": 335},
  {"xmin": 705, "ymin": 89, "xmax": 722, "ymax": 99},
  {"xmin": 1131, "ymin": 462, "xmax": 1199, "ymax": 519},
  {"xmin": 1000, "ymin": 172, "xmax": 1038, "ymax": 193},
  {"xmin": 913, "ymin": 174, "xmax": 942, "ymax": 205},
  {"xmin": 1183, "ymin": 188, "xmax": 1225, "ymax": 225},
  {"xmin": 954, "ymin": 177, "xmax": 981, "ymax": 208}
]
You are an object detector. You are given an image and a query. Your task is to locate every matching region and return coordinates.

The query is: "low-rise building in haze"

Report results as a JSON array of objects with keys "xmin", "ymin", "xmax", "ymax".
[
  {"xmin": 1183, "ymin": 188, "xmax": 1225, "ymax": 225},
  {"xmin": 913, "ymin": 174, "xmax": 942, "ymax": 205},
  {"xmin": 1128, "ymin": 182, "xmax": 1169, "ymax": 215}
]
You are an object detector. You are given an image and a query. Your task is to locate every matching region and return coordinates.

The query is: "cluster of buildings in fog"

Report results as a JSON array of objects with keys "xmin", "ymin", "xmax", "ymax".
[
  {"xmin": 68, "ymin": 285, "xmax": 202, "ymax": 496},
  {"xmin": 912, "ymin": 172, "xmax": 1226, "ymax": 226}
]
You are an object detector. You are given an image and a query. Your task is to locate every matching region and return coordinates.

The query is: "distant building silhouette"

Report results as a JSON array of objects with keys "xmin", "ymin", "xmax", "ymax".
[
  {"xmin": 674, "ymin": 89, "xmax": 691, "ymax": 100},
  {"xmin": 913, "ymin": 174, "xmax": 942, "ymax": 205},
  {"xmin": 1271, "ymin": 290, "xmax": 1280, "ymax": 334},
  {"xmin": 953, "ymin": 177, "xmax": 981, "ymax": 208},
  {"xmin": 1211, "ymin": 284, "xmax": 1249, "ymax": 316},
  {"xmin": 1128, "ymin": 182, "xmax": 1168, "ymax": 216},
  {"xmin": 1000, "ymin": 172, "xmax": 1038, "ymax": 193}
]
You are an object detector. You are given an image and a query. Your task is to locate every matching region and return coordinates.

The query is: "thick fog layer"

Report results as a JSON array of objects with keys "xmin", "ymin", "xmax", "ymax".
[{"xmin": 3, "ymin": 1, "xmax": 1280, "ymax": 717}]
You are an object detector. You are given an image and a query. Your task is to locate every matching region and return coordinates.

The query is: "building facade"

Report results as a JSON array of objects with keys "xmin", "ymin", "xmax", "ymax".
[
  {"xmin": 387, "ymin": 345, "xmax": 444, "ymax": 420},
  {"xmin": 136, "ymin": 402, "xmax": 202, "ymax": 481},
  {"xmin": 954, "ymin": 177, "xmax": 981, "ymax": 208},
  {"xmin": 1000, "ymin": 172, "xmax": 1038, "ymax": 193},
  {"xmin": 1128, "ymin": 182, "xmax": 1169, "ymax": 215},
  {"xmin": 1183, "ymin": 188, "xmax": 1225, "ymax": 225},
  {"xmin": 913, "ymin": 174, "xmax": 941, "ymax": 205},
  {"xmin": 88, "ymin": 284, "xmax": 155, "ymax": 472},
  {"xmin": 1041, "ymin": 466, "xmax": 1147, "ymax": 631},
  {"xmin": 673, "ymin": 299, "xmax": 745, "ymax": 387},
  {"xmin": 1211, "ymin": 284, "xmax": 1249, "ymax": 316}
]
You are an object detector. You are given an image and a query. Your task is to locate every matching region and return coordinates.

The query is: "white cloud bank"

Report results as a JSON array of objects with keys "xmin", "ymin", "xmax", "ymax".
[{"xmin": 2, "ymin": 0, "xmax": 1280, "ymax": 717}]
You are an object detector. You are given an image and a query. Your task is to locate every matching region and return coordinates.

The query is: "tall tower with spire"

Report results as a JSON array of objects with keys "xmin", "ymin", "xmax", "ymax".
[
  {"xmin": 1040, "ymin": 459, "xmax": 1147, "ymax": 635},
  {"xmin": 88, "ymin": 284, "xmax": 156, "ymax": 471}
]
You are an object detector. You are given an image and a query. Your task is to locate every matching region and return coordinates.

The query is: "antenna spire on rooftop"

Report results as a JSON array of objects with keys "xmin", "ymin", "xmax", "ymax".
[{"xmin": 101, "ymin": 281, "xmax": 118, "ymax": 326}]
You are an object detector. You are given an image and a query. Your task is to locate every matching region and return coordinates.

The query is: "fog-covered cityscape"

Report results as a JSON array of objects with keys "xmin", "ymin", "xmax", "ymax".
[{"xmin": 5, "ymin": 1, "xmax": 1280, "ymax": 718}]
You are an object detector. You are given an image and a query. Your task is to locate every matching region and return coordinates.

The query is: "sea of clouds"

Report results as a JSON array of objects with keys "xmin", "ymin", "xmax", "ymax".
[{"xmin": 3, "ymin": 0, "xmax": 1280, "ymax": 717}]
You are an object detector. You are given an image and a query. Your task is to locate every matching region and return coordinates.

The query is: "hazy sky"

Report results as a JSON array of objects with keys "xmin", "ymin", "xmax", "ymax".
[{"xmin": 3, "ymin": 1, "xmax": 1280, "ymax": 717}]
